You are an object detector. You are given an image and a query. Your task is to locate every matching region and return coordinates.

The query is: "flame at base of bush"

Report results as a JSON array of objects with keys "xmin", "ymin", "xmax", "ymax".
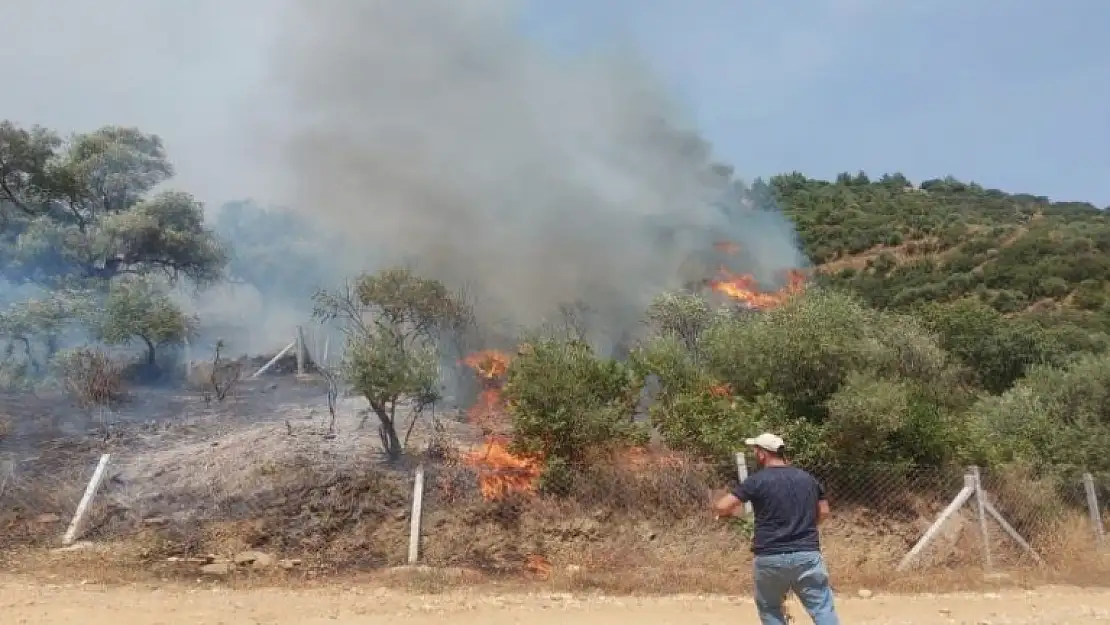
[
  {"xmin": 709, "ymin": 267, "xmax": 807, "ymax": 310},
  {"xmin": 460, "ymin": 349, "xmax": 545, "ymax": 501},
  {"xmin": 462, "ymin": 437, "xmax": 543, "ymax": 500}
]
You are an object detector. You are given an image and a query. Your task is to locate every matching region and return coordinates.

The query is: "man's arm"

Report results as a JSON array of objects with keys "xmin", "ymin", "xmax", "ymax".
[
  {"xmin": 713, "ymin": 479, "xmax": 753, "ymax": 518},
  {"xmin": 817, "ymin": 499, "xmax": 830, "ymax": 525},
  {"xmin": 816, "ymin": 479, "xmax": 830, "ymax": 525}
]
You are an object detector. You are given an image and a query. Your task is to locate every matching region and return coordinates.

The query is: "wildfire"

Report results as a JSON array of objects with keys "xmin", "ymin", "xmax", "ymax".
[
  {"xmin": 461, "ymin": 350, "xmax": 510, "ymax": 379},
  {"xmin": 709, "ymin": 267, "xmax": 807, "ymax": 310},
  {"xmin": 464, "ymin": 437, "xmax": 543, "ymax": 499},
  {"xmin": 708, "ymin": 382, "xmax": 732, "ymax": 398},
  {"xmin": 460, "ymin": 349, "xmax": 543, "ymax": 500},
  {"xmin": 713, "ymin": 241, "xmax": 741, "ymax": 255},
  {"xmin": 525, "ymin": 553, "xmax": 553, "ymax": 579}
]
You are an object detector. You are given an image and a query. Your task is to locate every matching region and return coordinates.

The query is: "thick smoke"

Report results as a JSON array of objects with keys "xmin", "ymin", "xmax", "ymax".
[{"xmin": 260, "ymin": 0, "xmax": 806, "ymax": 340}]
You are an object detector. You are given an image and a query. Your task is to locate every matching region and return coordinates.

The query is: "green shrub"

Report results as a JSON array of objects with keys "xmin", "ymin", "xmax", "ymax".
[{"xmin": 504, "ymin": 338, "xmax": 647, "ymax": 464}]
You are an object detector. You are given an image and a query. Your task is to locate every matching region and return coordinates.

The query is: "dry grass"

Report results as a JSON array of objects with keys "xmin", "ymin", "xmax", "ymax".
[
  {"xmin": 56, "ymin": 347, "xmax": 126, "ymax": 408},
  {"xmin": 187, "ymin": 341, "xmax": 245, "ymax": 403},
  {"xmin": 2, "ymin": 436, "xmax": 1109, "ymax": 596}
]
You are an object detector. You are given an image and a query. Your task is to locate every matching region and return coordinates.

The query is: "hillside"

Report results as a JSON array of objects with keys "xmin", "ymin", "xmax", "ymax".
[
  {"xmin": 750, "ymin": 173, "xmax": 1110, "ymax": 394},
  {"xmin": 771, "ymin": 172, "xmax": 1110, "ymax": 317}
]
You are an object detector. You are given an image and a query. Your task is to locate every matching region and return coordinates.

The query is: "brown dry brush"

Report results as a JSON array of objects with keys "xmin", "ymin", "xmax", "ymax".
[
  {"xmin": 208, "ymin": 340, "xmax": 243, "ymax": 402},
  {"xmin": 57, "ymin": 347, "xmax": 126, "ymax": 408},
  {"xmin": 0, "ymin": 456, "xmax": 92, "ymax": 549},
  {"xmin": 3, "ymin": 447, "xmax": 1108, "ymax": 591}
]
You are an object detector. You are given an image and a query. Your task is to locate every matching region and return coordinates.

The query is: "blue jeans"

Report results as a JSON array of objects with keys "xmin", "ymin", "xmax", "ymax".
[{"xmin": 753, "ymin": 551, "xmax": 839, "ymax": 625}]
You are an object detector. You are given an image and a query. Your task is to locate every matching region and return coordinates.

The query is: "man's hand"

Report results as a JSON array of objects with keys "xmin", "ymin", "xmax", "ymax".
[
  {"xmin": 712, "ymin": 491, "xmax": 744, "ymax": 518},
  {"xmin": 708, "ymin": 488, "xmax": 729, "ymax": 520}
]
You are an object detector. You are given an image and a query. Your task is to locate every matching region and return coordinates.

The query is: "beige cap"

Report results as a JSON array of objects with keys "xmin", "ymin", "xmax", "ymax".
[{"xmin": 745, "ymin": 432, "xmax": 785, "ymax": 452}]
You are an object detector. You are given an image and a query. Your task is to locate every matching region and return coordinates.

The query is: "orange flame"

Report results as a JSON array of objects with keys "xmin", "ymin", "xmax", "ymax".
[
  {"xmin": 463, "ymin": 437, "xmax": 543, "ymax": 500},
  {"xmin": 708, "ymin": 382, "xmax": 732, "ymax": 397},
  {"xmin": 709, "ymin": 268, "xmax": 807, "ymax": 310},
  {"xmin": 461, "ymin": 350, "xmax": 510, "ymax": 379},
  {"xmin": 460, "ymin": 349, "xmax": 543, "ymax": 500},
  {"xmin": 525, "ymin": 554, "xmax": 553, "ymax": 579}
]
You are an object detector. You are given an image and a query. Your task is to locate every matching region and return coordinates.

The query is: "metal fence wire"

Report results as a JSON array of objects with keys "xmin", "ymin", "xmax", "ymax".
[{"xmin": 2, "ymin": 450, "xmax": 1109, "ymax": 583}]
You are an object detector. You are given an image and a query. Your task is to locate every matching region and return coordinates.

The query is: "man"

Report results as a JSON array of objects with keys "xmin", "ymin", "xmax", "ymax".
[{"xmin": 714, "ymin": 433, "xmax": 840, "ymax": 625}]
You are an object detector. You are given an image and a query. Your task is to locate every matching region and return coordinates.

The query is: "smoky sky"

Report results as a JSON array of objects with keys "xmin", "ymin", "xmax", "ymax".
[
  {"xmin": 259, "ymin": 0, "xmax": 806, "ymax": 336},
  {"xmin": 0, "ymin": 0, "xmax": 807, "ymax": 348}
]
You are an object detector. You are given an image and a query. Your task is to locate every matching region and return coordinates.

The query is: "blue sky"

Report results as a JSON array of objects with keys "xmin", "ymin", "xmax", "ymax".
[
  {"xmin": 522, "ymin": 0, "xmax": 1110, "ymax": 206},
  {"xmin": 0, "ymin": 0, "xmax": 1105, "ymax": 207}
]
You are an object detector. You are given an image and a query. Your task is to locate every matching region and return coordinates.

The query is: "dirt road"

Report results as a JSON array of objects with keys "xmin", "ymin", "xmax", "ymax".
[{"xmin": 2, "ymin": 578, "xmax": 1108, "ymax": 625}]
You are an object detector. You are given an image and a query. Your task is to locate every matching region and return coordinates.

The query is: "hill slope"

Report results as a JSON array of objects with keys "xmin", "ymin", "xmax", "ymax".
[{"xmin": 770, "ymin": 172, "xmax": 1110, "ymax": 320}]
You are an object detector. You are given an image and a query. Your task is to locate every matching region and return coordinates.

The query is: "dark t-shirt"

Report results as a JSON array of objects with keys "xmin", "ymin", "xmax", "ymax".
[{"xmin": 731, "ymin": 465, "xmax": 825, "ymax": 556}]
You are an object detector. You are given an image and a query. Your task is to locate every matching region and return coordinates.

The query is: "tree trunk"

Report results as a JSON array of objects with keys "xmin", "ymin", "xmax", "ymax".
[
  {"xmin": 372, "ymin": 403, "xmax": 404, "ymax": 461},
  {"xmin": 141, "ymin": 335, "xmax": 157, "ymax": 365}
]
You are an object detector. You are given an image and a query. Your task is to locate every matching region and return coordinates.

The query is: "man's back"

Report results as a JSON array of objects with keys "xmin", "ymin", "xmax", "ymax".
[{"xmin": 733, "ymin": 465, "xmax": 824, "ymax": 555}]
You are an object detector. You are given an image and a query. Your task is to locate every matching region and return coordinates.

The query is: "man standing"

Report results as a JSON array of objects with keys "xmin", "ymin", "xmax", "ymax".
[{"xmin": 714, "ymin": 433, "xmax": 840, "ymax": 625}]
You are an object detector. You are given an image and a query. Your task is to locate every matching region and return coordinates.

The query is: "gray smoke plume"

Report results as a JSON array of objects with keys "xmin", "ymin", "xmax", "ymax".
[{"xmin": 259, "ymin": 0, "xmax": 806, "ymax": 340}]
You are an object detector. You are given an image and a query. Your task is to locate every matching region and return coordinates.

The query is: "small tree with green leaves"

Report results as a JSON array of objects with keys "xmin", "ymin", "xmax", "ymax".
[
  {"xmin": 644, "ymin": 290, "xmax": 712, "ymax": 353},
  {"xmin": 0, "ymin": 291, "xmax": 88, "ymax": 382},
  {"xmin": 96, "ymin": 277, "xmax": 195, "ymax": 372},
  {"xmin": 504, "ymin": 337, "xmax": 647, "ymax": 464},
  {"xmin": 313, "ymin": 267, "xmax": 471, "ymax": 461}
]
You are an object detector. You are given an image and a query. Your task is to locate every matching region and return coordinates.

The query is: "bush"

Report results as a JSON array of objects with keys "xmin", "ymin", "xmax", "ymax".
[
  {"xmin": 504, "ymin": 338, "xmax": 647, "ymax": 463},
  {"xmin": 313, "ymin": 267, "xmax": 472, "ymax": 460},
  {"xmin": 969, "ymin": 353, "xmax": 1110, "ymax": 480},
  {"xmin": 97, "ymin": 277, "xmax": 195, "ymax": 371},
  {"xmin": 917, "ymin": 298, "xmax": 1064, "ymax": 393},
  {"xmin": 186, "ymin": 340, "xmax": 243, "ymax": 403},
  {"xmin": 630, "ymin": 289, "xmax": 977, "ymax": 467},
  {"xmin": 699, "ymin": 289, "xmax": 956, "ymax": 420},
  {"xmin": 54, "ymin": 347, "xmax": 126, "ymax": 408},
  {"xmin": 824, "ymin": 372, "xmax": 971, "ymax": 465},
  {"xmin": 644, "ymin": 291, "xmax": 712, "ymax": 351}
]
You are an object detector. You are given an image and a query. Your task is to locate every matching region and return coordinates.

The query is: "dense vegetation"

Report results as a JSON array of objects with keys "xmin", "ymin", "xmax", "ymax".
[
  {"xmin": 3, "ymin": 118, "xmax": 1110, "ymax": 499},
  {"xmin": 499, "ymin": 174, "xmax": 1110, "ymax": 497},
  {"xmin": 0, "ymin": 121, "xmax": 224, "ymax": 387},
  {"xmin": 776, "ymin": 172, "xmax": 1110, "ymax": 321}
]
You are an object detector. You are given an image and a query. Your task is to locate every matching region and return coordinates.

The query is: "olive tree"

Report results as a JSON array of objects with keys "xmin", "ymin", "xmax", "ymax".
[
  {"xmin": 636, "ymin": 289, "xmax": 978, "ymax": 466},
  {"xmin": 313, "ymin": 267, "xmax": 471, "ymax": 460},
  {"xmin": 96, "ymin": 277, "xmax": 196, "ymax": 372},
  {"xmin": 0, "ymin": 121, "xmax": 227, "ymax": 288},
  {"xmin": 0, "ymin": 291, "xmax": 87, "ymax": 380}
]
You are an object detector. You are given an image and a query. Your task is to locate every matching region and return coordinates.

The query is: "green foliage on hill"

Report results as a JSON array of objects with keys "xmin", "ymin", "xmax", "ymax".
[
  {"xmin": 771, "ymin": 172, "xmax": 1110, "ymax": 319},
  {"xmin": 749, "ymin": 172, "xmax": 1110, "ymax": 400}
]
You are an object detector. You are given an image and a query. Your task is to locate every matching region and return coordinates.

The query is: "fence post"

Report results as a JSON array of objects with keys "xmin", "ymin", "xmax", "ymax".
[
  {"xmin": 969, "ymin": 465, "xmax": 993, "ymax": 571},
  {"xmin": 295, "ymin": 326, "xmax": 306, "ymax": 375},
  {"xmin": 1083, "ymin": 472, "xmax": 1105, "ymax": 545},
  {"xmin": 897, "ymin": 473, "xmax": 976, "ymax": 571},
  {"xmin": 183, "ymin": 335, "xmax": 192, "ymax": 378},
  {"xmin": 250, "ymin": 341, "xmax": 296, "ymax": 379},
  {"xmin": 407, "ymin": 463, "xmax": 426, "ymax": 565},
  {"xmin": 63, "ymin": 454, "xmax": 111, "ymax": 546},
  {"xmin": 0, "ymin": 459, "xmax": 13, "ymax": 500},
  {"xmin": 734, "ymin": 451, "xmax": 752, "ymax": 517}
]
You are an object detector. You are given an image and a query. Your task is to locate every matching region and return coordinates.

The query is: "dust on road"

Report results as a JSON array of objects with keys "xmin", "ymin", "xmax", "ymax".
[{"xmin": 2, "ymin": 578, "xmax": 1108, "ymax": 625}]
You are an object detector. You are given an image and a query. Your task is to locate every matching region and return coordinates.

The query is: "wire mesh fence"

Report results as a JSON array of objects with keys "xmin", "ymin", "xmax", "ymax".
[
  {"xmin": 2, "ymin": 447, "xmax": 1109, "ymax": 589},
  {"xmin": 0, "ymin": 451, "xmax": 99, "ymax": 548}
]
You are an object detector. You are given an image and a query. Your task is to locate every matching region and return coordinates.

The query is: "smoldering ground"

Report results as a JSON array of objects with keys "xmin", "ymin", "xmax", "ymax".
[{"xmin": 255, "ymin": 0, "xmax": 807, "ymax": 342}]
